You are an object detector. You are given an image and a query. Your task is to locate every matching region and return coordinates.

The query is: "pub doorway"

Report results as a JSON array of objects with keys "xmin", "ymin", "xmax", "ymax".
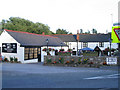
[{"xmin": 37, "ymin": 47, "xmax": 41, "ymax": 62}]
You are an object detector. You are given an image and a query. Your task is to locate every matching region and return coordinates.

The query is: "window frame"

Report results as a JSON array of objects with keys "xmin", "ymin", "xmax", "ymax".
[
  {"xmin": 83, "ymin": 42, "xmax": 88, "ymax": 48},
  {"xmin": 24, "ymin": 47, "xmax": 40, "ymax": 60},
  {"xmin": 99, "ymin": 42, "xmax": 104, "ymax": 47}
]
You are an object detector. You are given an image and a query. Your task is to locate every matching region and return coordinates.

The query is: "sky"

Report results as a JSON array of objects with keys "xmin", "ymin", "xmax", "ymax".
[{"xmin": 0, "ymin": 0, "xmax": 119, "ymax": 34}]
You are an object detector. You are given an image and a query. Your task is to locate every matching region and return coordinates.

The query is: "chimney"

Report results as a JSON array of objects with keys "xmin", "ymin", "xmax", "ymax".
[
  {"xmin": 77, "ymin": 30, "xmax": 79, "ymax": 41},
  {"xmin": 77, "ymin": 30, "xmax": 79, "ymax": 34}
]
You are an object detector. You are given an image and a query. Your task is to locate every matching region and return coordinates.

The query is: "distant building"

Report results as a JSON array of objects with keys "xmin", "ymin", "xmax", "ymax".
[{"xmin": 52, "ymin": 33, "xmax": 118, "ymax": 55}]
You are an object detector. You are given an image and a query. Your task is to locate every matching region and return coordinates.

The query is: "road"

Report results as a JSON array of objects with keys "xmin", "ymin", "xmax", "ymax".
[{"xmin": 1, "ymin": 63, "xmax": 120, "ymax": 89}]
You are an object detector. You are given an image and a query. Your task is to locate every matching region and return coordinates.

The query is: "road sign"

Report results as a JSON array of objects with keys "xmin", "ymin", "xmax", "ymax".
[
  {"xmin": 114, "ymin": 28, "xmax": 120, "ymax": 40},
  {"xmin": 112, "ymin": 26, "xmax": 120, "ymax": 43},
  {"xmin": 106, "ymin": 57, "xmax": 117, "ymax": 65}
]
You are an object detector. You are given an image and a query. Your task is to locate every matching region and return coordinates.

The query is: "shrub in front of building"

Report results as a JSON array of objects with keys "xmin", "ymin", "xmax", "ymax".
[
  {"xmin": 10, "ymin": 57, "xmax": 14, "ymax": 63},
  {"xmin": 14, "ymin": 57, "xmax": 18, "ymax": 62},
  {"xmin": 46, "ymin": 58, "xmax": 52, "ymax": 64},
  {"xmin": 58, "ymin": 51, "xmax": 71, "ymax": 56},
  {"xmin": 4, "ymin": 57, "xmax": 9, "ymax": 62},
  {"xmin": 58, "ymin": 57, "xmax": 64, "ymax": 64}
]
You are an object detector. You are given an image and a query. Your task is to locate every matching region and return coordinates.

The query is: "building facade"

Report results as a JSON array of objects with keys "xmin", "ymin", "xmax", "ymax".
[
  {"xmin": 0, "ymin": 29, "xmax": 118, "ymax": 63},
  {"xmin": 52, "ymin": 34, "xmax": 118, "ymax": 55},
  {"xmin": 0, "ymin": 30, "xmax": 66, "ymax": 63}
]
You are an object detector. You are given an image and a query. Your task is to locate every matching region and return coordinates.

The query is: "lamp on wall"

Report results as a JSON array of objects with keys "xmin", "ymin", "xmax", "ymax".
[{"xmin": 46, "ymin": 39, "xmax": 49, "ymax": 55}]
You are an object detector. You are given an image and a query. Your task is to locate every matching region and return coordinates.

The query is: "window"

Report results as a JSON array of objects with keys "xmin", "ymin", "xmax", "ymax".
[
  {"xmin": 83, "ymin": 42, "xmax": 88, "ymax": 47},
  {"xmin": 99, "ymin": 42, "xmax": 104, "ymax": 47},
  {"xmin": 24, "ymin": 47, "xmax": 40, "ymax": 60},
  {"xmin": 38, "ymin": 48, "xmax": 41, "ymax": 54},
  {"xmin": 34, "ymin": 48, "xmax": 38, "ymax": 58},
  {"xmin": 29, "ymin": 48, "xmax": 34, "ymax": 59},
  {"xmin": 24, "ymin": 48, "xmax": 29, "ymax": 60}
]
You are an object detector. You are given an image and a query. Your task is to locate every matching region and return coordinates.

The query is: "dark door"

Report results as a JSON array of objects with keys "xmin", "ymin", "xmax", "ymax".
[
  {"xmin": 38, "ymin": 48, "xmax": 41, "ymax": 62},
  {"xmin": 38, "ymin": 54, "xmax": 41, "ymax": 62}
]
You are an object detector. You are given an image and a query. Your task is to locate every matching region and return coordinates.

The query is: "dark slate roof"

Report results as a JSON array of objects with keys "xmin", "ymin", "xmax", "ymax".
[
  {"xmin": 52, "ymin": 34, "xmax": 76, "ymax": 42},
  {"xmin": 52, "ymin": 34, "xmax": 110, "ymax": 42},
  {"xmin": 78, "ymin": 34, "xmax": 111, "ymax": 42},
  {"xmin": 5, "ymin": 30, "xmax": 67, "ymax": 47}
]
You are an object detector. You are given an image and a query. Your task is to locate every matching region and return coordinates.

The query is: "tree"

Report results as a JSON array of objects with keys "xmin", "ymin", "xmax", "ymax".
[
  {"xmin": 56, "ymin": 28, "xmax": 69, "ymax": 34},
  {"xmin": 1, "ymin": 17, "xmax": 54, "ymax": 35},
  {"xmin": 1, "ymin": 19, "xmax": 5, "ymax": 30},
  {"xmin": 80, "ymin": 29, "xmax": 83, "ymax": 34},
  {"xmin": 87, "ymin": 30, "xmax": 90, "ymax": 34},
  {"xmin": 0, "ymin": 23, "xmax": 2, "ymax": 29},
  {"xmin": 92, "ymin": 28, "xmax": 97, "ymax": 34},
  {"xmin": 84, "ymin": 30, "xmax": 90, "ymax": 34}
]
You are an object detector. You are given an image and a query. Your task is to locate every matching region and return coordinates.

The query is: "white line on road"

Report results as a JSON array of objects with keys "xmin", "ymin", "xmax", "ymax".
[{"xmin": 84, "ymin": 74, "xmax": 120, "ymax": 80}]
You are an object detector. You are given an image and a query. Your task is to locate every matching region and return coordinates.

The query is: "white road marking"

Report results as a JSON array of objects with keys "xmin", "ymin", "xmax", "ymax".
[{"xmin": 84, "ymin": 74, "xmax": 120, "ymax": 80}]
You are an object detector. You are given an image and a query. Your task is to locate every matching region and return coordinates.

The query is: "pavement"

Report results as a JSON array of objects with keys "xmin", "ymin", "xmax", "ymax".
[{"xmin": 1, "ymin": 62, "xmax": 120, "ymax": 89}]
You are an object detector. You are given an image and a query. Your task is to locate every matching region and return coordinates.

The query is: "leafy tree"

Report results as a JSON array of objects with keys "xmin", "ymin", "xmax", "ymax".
[
  {"xmin": 80, "ymin": 29, "xmax": 83, "ymax": 34},
  {"xmin": 92, "ymin": 28, "xmax": 97, "ymax": 34},
  {"xmin": 69, "ymin": 32, "xmax": 72, "ymax": 34},
  {"xmin": 56, "ymin": 28, "xmax": 70, "ymax": 34},
  {"xmin": 1, "ymin": 17, "xmax": 54, "ymax": 35},
  {"xmin": 0, "ymin": 23, "xmax": 2, "ymax": 29},
  {"xmin": 87, "ymin": 30, "xmax": 90, "ymax": 34},
  {"xmin": 1, "ymin": 19, "xmax": 5, "ymax": 30},
  {"xmin": 84, "ymin": 30, "xmax": 90, "ymax": 34}
]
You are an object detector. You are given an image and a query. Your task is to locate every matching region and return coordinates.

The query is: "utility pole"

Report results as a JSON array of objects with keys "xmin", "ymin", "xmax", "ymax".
[{"xmin": 110, "ymin": 14, "xmax": 113, "ymax": 56}]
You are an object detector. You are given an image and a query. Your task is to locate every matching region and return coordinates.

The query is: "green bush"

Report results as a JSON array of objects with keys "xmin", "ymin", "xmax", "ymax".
[
  {"xmin": 59, "ymin": 57, "xmax": 64, "ymax": 64},
  {"xmin": 46, "ymin": 58, "xmax": 52, "ymax": 64},
  {"xmin": 14, "ymin": 57, "xmax": 18, "ymax": 62},
  {"xmin": 78, "ymin": 57, "xmax": 82, "ymax": 64},
  {"xmin": 10, "ymin": 57, "xmax": 14, "ymax": 62},
  {"xmin": 4, "ymin": 58, "xmax": 9, "ymax": 62},
  {"xmin": 82, "ymin": 59, "xmax": 88, "ymax": 64},
  {"xmin": 58, "ymin": 52, "xmax": 71, "ymax": 56}
]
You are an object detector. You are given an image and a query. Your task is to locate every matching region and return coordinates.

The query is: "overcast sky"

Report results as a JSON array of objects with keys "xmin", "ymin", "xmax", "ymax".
[{"xmin": 0, "ymin": 0, "xmax": 119, "ymax": 34}]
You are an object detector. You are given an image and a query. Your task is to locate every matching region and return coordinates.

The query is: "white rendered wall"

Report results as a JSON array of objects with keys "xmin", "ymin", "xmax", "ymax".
[
  {"xmin": 0, "ymin": 30, "xmax": 24, "ymax": 63},
  {"xmin": 65, "ymin": 42, "xmax": 118, "ymax": 51},
  {"xmin": 0, "ymin": 30, "xmax": 39, "ymax": 63},
  {"xmin": 88, "ymin": 42, "xmax": 118, "ymax": 50}
]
